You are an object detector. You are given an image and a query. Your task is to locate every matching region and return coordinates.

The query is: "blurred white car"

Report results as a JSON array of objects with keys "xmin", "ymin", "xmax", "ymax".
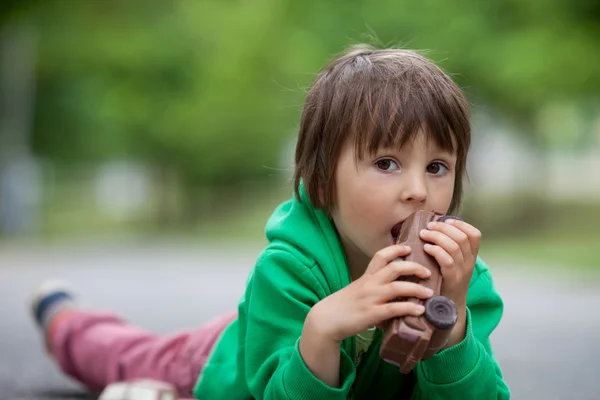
[{"xmin": 99, "ymin": 379, "xmax": 180, "ymax": 400}]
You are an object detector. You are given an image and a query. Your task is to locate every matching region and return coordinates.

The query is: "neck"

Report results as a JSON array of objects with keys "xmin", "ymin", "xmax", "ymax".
[{"xmin": 331, "ymin": 221, "xmax": 370, "ymax": 281}]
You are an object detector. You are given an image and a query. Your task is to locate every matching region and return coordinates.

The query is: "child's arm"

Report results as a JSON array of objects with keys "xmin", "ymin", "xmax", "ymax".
[
  {"xmin": 243, "ymin": 245, "xmax": 432, "ymax": 400},
  {"xmin": 299, "ymin": 315, "xmax": 342, "ymax": 387},
  {"xmin": 242, "ymin": 248, "xmax": 356, "ymax": 400},
  {"xmin": 410, "ymin": 259, "xmax": 510, "ymax": 399}
]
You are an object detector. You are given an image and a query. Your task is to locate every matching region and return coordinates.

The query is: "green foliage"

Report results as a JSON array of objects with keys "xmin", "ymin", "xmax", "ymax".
[{"xmin": 6, "ymin": 0, "xmax": 600, "ymax": 188}]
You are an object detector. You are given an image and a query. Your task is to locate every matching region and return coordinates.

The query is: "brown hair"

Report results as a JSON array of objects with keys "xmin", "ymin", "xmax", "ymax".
[{"xmin": 293, "ymin": 44, "xmax": 471, "ymax": 215}]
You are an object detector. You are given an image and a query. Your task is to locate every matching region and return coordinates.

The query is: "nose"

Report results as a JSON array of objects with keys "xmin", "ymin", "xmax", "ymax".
[{"xmin": 400, "ymin": 171, "xmax": 427, "ymax": 204}]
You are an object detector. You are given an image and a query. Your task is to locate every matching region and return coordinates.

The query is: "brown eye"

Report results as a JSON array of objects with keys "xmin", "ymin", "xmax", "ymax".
[
  {"xmin": 427, "ymin": 162, "xmax": 448, "ymax": 175},
  {"xmin": 375, "ymin": 159, "xmax": 397, "ymax": 171}
]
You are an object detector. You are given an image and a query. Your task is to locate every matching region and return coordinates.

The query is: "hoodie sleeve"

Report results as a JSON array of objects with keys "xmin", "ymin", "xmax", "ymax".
[
  {"xmin": 243, "ymin": 248, "xmax": 356, "ymax": 400},
  {"xmin": 411, "ymin": 259, "xmax": 511, "ymax": 399}
]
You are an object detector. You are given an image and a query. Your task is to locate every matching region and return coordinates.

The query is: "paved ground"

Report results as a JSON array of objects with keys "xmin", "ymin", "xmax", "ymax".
[{"xmin": 1, "ymin": 242, "xmax": 599, "ymax": 399}]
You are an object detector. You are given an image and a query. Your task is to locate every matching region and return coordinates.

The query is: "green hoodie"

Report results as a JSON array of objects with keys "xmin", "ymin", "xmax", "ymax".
[{"xmin": 193, "ymin": 185, "xmax": 510, "ymax": 399}]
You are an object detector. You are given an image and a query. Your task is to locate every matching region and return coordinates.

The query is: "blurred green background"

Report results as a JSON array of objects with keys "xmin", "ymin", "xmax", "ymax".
[{"xmin": 1, "ymin": 0, "xmax": 599, "ymax": 270}]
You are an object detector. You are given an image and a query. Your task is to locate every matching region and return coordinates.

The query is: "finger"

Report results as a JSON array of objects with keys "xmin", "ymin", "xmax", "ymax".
[
  {"xmin": 420, "ymin": 227, "xmax": 465, "ymax": 263},
  {"xmin": 427, "ymin": 219, "xmax": 471, "ymax": 254},
  {"xmin": 423, "ymin": 243, "xmax": 456, "ymax": 271},
  {"xmin": 382, "ymin": 280, "xmax": 434, "ymax": 302},
  {"xmin": 442, "ymin": 218, "xmax": 482, "ymax": 255},
  {"xmin": 375, "ymin": 260, "xmax": 431, "ymax": 283},
  {"xmin": 376, "ymin": 301, "xmax": 426, "ymax": 322},
  {"xmin": 365, "ymin": 244, "xmax": 412, "ymax": 275}
]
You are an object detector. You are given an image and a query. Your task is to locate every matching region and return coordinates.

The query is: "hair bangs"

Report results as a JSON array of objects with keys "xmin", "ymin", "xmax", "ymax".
[{"xmin": 350, "ymin": 77, "xmax": 459, "ymax": 162}]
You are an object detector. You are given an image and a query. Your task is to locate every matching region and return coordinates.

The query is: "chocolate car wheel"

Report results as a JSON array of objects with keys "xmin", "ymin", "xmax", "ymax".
[{"xmin": 424, "ymin": 296, "xmax": 458, "ymax": 330}]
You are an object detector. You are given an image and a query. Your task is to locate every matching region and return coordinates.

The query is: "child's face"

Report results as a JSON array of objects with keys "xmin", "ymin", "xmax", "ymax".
[{"xmin": 331, "ymin": 129, "xmax": 457, "ymax": 273}]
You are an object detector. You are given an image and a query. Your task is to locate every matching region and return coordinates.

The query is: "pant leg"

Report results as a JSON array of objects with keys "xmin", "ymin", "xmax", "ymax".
[{"xmin": 48, "ymin": 309, "xmax": 237, "ymax": 397}]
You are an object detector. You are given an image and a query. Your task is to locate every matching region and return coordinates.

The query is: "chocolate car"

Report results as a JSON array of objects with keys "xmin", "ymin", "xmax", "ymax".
[{"xmin": 379, "ymin": 210, "xmax": 459, "ymax": 373}]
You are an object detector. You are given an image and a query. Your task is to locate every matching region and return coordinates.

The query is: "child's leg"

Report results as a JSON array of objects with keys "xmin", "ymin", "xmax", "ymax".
[
  {"xmin": 31, "ymin": 282, "xmax": 236, "ymax": 398},
  {"xmin": 50, "ymin": 310, "xmax": 236, "ymax": 397}
]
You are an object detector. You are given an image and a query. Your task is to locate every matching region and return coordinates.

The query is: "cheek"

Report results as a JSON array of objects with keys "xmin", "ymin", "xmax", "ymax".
[
  {"xmin": 431, "ymin": 179, "xmax": 456, "ymax": 213},
  {"xmin": 340, "ymin": 185, "xmax": 389, "ymax": 230},
  {"xmin": 333, "ymin": 158, "xmax": 389, "ymax": 237}
]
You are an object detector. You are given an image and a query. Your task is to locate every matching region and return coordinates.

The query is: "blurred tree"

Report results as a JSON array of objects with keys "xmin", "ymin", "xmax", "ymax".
[
  {"xmin": 0, "ymin": 0, "xmax": 26, "ymax": 23},
  {"xmin": 2, "ymin": 0, "xmax": 598, "ymax": 226},
  {"xmin": 28, "ymin": 0, "xmax": 303, "ymax": 225}
]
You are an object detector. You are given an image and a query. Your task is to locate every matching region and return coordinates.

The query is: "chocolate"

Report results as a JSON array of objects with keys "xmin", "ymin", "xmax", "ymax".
[{"xmin": 379, "ymin": 210, "xmax": 459, "ymax": 373}]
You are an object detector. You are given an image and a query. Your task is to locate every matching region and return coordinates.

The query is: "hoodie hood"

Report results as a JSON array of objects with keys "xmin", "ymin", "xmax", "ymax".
[{"xmin": 264, "ymin": 182, "xmax": 351, "ymax": 293}]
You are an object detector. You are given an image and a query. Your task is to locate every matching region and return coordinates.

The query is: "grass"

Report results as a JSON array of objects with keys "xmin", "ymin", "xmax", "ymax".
[
  {"xmin": 4, "ymin": 178, "xmax": 599, "ymax": 272},
  {"xmin": 480, "ymin": 233, "xmax": 600, "ymax": 271},
  {"xmin": 27, "ymin": 179, "xmax": 290, "ymax": 246}
]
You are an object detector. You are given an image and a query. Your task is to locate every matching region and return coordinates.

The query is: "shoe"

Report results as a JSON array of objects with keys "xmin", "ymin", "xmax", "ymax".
[
  {"xmin": 99, "ymin": 379, "xmax": 180, "ymax": 400},
  {"xmin": 30, "ymin": 280, "xmax": 76, "ymax": 331}
]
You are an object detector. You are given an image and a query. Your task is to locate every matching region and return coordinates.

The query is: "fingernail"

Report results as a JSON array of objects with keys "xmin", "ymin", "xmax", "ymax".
[
  {"xmin": 424, "ymin": 243, "xmax": 432, "ymax": 250},
  {"xmin": 425, "ymin": 288, "xmax": 434, "ymax": 296},
  {"xmin": 427, "ymin": 221, "xmax": 436, "ymax": 229},
  {"xmin": 420, "ymin": 229, "xmax": 428, "ymax": 236},
  {"xmin": 416, "ymin": 305, "xmax": 425, "ymax": 312}
]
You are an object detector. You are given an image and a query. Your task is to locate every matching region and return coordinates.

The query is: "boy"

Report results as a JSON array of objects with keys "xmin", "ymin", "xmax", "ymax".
[{"xmin": 32, "ymin": 45, "xmax": 510, "ymax": 399}]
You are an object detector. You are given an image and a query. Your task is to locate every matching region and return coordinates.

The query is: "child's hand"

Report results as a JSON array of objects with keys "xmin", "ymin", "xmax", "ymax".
[
  {"xmin": 305, "ymin": 244, "xmax": 434, "ymax": 343},
  {"xmin": 419, "ymin": 218, "xmax": 481, "ymax": 346}
]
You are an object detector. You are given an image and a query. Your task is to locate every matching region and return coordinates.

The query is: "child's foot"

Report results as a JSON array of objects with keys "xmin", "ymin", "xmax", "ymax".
[
  {"xmin": 99, "ymin": 379, "xmax": 179, "ymax": 400},
  {"xmin": 30, "ymin": 280, "xmax": 77, "ymax": 346}
]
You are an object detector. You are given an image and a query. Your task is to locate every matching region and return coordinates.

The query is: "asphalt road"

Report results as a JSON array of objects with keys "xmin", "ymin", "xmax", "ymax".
[{"xmin": 1, "ymin": 242, "xmax": 599, "ymax": 400}]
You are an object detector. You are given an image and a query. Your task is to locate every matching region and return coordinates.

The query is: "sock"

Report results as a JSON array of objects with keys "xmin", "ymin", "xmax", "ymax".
[{"xmin": 33, "ymin": 290, "xmax": 75, "ymax": 331}]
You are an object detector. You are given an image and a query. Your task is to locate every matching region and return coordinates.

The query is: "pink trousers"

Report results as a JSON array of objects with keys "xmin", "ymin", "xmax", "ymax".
[{"xmin": 48, "ymin": 310, "xmax": 237, "ymax": 398}]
